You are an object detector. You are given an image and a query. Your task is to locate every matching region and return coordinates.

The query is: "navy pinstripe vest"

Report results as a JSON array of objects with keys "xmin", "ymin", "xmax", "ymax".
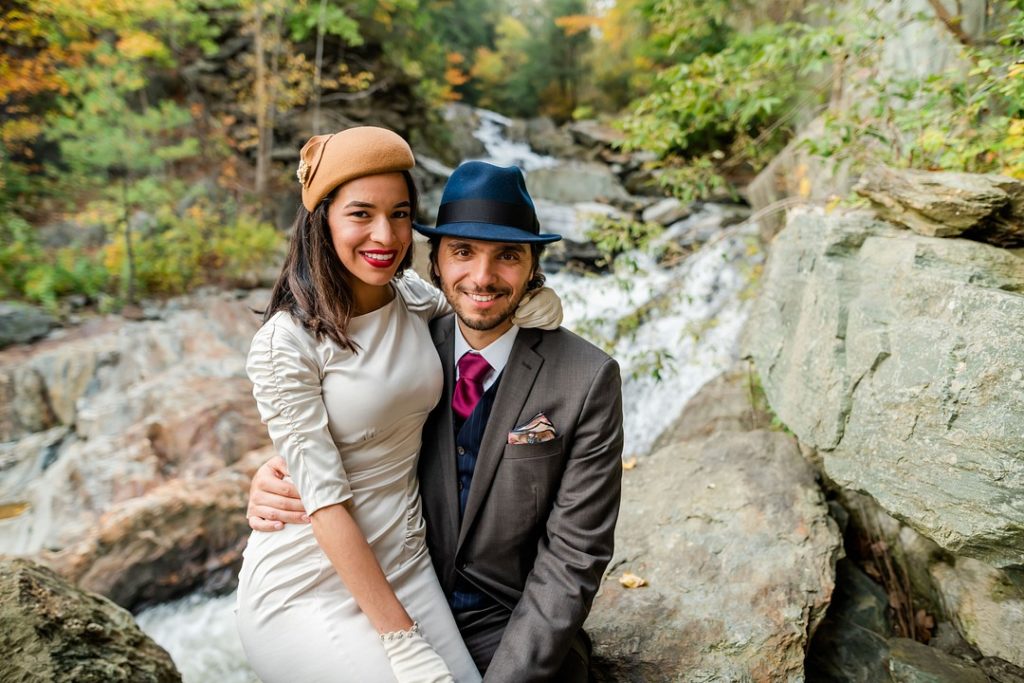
[{"xmin": 449, "ymin": 374, "xmax": 502, "ymax": 612}]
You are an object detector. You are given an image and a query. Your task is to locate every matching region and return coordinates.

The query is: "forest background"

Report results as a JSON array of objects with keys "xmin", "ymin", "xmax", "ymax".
[{"xmin": 2, "ymin": 0, "xmax": 1022, "ymax": 311}]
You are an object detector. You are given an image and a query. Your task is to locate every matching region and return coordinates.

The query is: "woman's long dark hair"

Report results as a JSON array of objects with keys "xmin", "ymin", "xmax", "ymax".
[{"xmin": 263, "ymin": 170, "xmax": 418, "ymax": 352}]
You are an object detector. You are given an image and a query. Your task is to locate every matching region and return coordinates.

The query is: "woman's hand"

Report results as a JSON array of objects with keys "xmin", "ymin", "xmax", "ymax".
[
  {"xmin": 381, "ymin": 623, "xmax": 455, "ymax": 683},
  {"xmin": 247, "ymin": 455, "xmax": 309, "ymax": 531},
  {"xmin": 512, "ymin": 286, "xmax": 563, "ymax": 330}
]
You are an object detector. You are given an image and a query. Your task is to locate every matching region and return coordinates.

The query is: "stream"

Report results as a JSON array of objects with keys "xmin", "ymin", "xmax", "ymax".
[{"xmin": 135, "ymin": 108, "xmax": 762, "ymax": 681}]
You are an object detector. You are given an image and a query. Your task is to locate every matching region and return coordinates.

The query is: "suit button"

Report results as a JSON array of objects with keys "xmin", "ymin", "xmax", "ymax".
[
  {"xmin": 457, "ymin": 481, "xmax": 464, "ymax": 491},
  {"xmin": 457, "ymin": 446, "xmax": 465, "ymax": 455}
]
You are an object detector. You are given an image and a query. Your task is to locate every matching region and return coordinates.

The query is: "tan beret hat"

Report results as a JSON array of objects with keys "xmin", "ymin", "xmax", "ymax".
[{"xmin": 296, "ymin": 126, "xmax": 415, "ymax": 212}]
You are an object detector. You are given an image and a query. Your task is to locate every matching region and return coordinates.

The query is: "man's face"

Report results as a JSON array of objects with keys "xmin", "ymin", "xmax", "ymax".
[{"xmin": 434, "ymin": 236, "xmax": 535, "ymax": 343}]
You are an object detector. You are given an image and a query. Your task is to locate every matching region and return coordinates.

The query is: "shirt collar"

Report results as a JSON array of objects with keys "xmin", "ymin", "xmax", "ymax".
[{"xmin": 454, "ymin": 322, "xmax": 520, "ymax": 378}]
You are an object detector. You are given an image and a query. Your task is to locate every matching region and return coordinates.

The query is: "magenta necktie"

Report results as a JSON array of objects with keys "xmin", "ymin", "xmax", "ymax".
[{"xmin": 453, "ymin": 353, "xmax": 492, "ymax": 421}]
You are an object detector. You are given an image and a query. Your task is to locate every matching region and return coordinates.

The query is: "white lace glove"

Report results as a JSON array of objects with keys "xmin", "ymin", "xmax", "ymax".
[
  {"xmin": 380, "ymin": 622, "xmax": 454, "ymax": 683},
  {"xmin": 512, "ymin": 286, "xmax": 563, "ymax": 330}
]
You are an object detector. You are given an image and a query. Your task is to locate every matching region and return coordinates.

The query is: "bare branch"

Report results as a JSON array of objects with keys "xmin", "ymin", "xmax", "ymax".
[{"xmin": 926, "ymin": 0, "xmax": 973, "ymax": 46}]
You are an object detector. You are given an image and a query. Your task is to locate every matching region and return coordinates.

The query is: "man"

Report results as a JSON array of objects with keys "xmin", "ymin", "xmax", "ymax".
[{"xmin": 248, "ymin": 161, "xmax": 624, "ymax": 681}]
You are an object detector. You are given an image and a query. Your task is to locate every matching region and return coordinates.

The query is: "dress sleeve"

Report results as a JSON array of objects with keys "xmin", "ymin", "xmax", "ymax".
[
  {"xmin": 393, "ymin": 270, "xmax": 451, "ymax": 321},
  {"xmin": 246, "ymin": 318, "xmax": 352, "ymax": 515}
]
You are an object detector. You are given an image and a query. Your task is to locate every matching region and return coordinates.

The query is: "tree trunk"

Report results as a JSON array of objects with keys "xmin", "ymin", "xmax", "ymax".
[
  {"xmin": 313, "ymin": 0, "xmax": 328, "ymax": 135},
  {"xmin": 254, "ymin": 2, "xmax": 268, "ymax": 198},
  {"xmin": 122, "ymin": 176, "xmax": 135, "ymax": 304}
]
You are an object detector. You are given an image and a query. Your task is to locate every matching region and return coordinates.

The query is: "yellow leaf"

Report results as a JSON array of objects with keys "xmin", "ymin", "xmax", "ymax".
[
  {"xmin": 619, "ymin": 571, "xmax": 648, "ymax": 588},
  {"xmin": 622, "ymin": 457, "xmax": 638, "ymax": 470},
  {"xmin": 798, "ymin": 176, "xmax": 812, "ymax": 198},
  {"xmin": 116, "ymin": 30, "xmax": 168, "ymax": 61}
]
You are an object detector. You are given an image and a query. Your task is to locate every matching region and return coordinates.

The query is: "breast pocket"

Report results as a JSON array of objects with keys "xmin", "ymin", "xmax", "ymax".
[{"xmin": 502, "ymin": 435, "xmax": 563, "ymax": 460}]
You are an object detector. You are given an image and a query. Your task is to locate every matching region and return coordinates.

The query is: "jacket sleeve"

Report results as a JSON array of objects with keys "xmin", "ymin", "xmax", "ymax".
[
  {"xmin": 246, "ymin": 318, "xmax": 352, "ymax": 515},
  {"xmin": 484, "ymin": 357, "xmax": 624, "ymax": 682}
]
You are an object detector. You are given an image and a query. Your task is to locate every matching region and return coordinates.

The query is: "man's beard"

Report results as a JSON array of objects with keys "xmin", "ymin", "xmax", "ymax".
[{"xmin": 445, "ymin": 284, "xmax": 523, "ymax": 332}]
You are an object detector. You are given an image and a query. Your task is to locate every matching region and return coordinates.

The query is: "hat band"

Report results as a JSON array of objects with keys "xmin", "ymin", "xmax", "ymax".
[{"xmin": 436, "ymin": 199, "xmax": 538, "ymax": 233}]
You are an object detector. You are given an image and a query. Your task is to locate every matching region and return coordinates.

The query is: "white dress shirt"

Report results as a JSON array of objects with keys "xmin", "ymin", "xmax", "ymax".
[{"xmin": 453, "ymin": 323, "xmax": 520, "ymax": 391}]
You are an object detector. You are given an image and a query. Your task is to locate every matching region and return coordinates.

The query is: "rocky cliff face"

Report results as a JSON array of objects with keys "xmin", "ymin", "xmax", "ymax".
[{"xmin": 746, "ymin": 201, "xmax": 1024, "ymax": 668}]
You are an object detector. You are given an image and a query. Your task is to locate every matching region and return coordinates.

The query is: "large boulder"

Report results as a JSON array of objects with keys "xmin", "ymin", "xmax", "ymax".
[
  {"xmin": 440, "ymin": 103, "xmax": 487, "ymax": 162},
  {"xmin": 746, "ymin": 210, "xmax": 1024, "ymax": 568},
  {"xmin": 0, "ymin": 557, "xmax": 181, "ymax": 682},
  {"xmin": 855, "ymin": 167, "xmax": 1024, "ymax": 247},
  {"xmin": 526, "ymin": 161, "xmax": 631, "ymax": 204},
  {"xmin": 586, "ymin": 370, "xmax": 842, "ymax": 681},
  {"xmin": 567, "ymin": 119, "xmax": 625, "ymax": 149},
  {"xmin": 0, "ymin": 301, "xmax": 58, "ymax": 349},
  {"xmin": 43, "ymin": 471, "xmax": 254, "ymax": 610},
  {"xmin": 930, "ymin": 556, "xmax": 1024, "ymax": 667},
  {"xmin": 524, "ymin": 116, "xmax": 579, "ymax": 158}
]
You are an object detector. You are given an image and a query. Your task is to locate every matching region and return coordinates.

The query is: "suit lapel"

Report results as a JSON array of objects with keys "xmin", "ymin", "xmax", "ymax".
[
  {"xmin": 458, "ymin": 327, "xmax": 544, "ymax": 550},
  {"xmin": 427, "ymin": 316, "xmax": 460, "ymax": 560}
]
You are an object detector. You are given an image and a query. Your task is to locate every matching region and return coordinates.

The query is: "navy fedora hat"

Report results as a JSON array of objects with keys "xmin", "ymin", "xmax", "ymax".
[{"xmin": 414, "ymin": 161, "xmax": 562, "ymax": 244}]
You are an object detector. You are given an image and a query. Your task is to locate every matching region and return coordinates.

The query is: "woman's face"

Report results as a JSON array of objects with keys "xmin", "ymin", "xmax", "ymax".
[{"xmin": 327, "ymin": 172, "xmax": 412, "ymax": 311}]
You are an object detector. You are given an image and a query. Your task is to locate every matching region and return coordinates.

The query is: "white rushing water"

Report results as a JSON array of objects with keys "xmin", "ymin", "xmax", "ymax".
[{"xmin": 136, "ymin": 108, "xmax": 761, "ymax": 681}]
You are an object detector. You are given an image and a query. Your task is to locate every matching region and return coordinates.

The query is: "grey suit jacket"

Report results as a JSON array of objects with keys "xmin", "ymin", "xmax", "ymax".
[{"xmin": 419, "ymin": 316, "xmax": 624, "ymax": 681}]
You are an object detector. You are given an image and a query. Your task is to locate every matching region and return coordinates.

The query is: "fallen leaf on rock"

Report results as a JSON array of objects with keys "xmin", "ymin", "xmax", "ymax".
[
  {"xmin": 619, "ymin": 571, "xmax": 648, "ymax": 588},
  {"xmin": 622, "ymin": 457, "xmax": 638, "ymax": 470}
]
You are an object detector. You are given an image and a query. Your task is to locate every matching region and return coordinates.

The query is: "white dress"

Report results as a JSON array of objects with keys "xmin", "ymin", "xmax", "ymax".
[{"xmin": 236, "ymin": 272, "xmax": 480, "ymax": 683}]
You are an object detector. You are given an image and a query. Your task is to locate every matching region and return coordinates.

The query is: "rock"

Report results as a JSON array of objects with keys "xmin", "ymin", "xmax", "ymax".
[
  {"xmin": 524, "ymin": 116, "xmax": 578, "ymax": 158},
  {"xmin": 411, "ymin": 154, "xmax": 453, "ymax": 191},
  {"xmin": 805, "ymin": 559, "xmax": 894, "ymax": 683},
  {"xmin": 658, "ymin": 203, "xmax": 751, "ymax": 251},
  {"xmin": 980, "ymin": 657, "xmax": 1024, "ymax": 683},
  {"xmin": 586, "ymin": 426, "xmax": 841, "ymax": 681},
  {"xmin": 887, "ymin": 637, "xmax": 989, "ymax": 683},
  {"xmin": 0, "ymin": 290, "xmax": 271, "ymax": 559},
  {"xmin": 641, "ymin": 197, "xmax": 691, "ymax": 226},
  {"xmin": 651, "ymin": 365, "xmax": 771, "ymax": 449},
  {"xmin": 526, "ymin": 161, "xmax": 631, "ymax": 204},
  {"xmin": 746, "ymin": 210, "xmax": 1024, "ymax": 568},
  {"xmin": 43, "ymin": 472, "xmax": 252, "ymax": 610},
  {"xmin": 535, "ymin": 199, "xmax": 630, "ymax": 243},
  {"xmin": 833, "ymin": 488, "xmax": 947, "ymax": 620},
  {"xmin": 0, "ymin": 301, "xmax": 58, "ymax": 349},
  {"xmin": 621, "ymin": 153, "xmax": 664, "ymax": 196},
  {"xmin": 0, "ymin": 363, "xmax": 58, "ymax": 441},
  {"xmin": 930, "ymin": 556, "xmax": 1024, "ymax": 667},
  {"xmin": 855, "ymin": 167, "xmax": 1024, "ymax": 246},
  {"xmin": 567, "ymin": 119, "xmax": 625, "ymax": 149},
  {"xmin": 34, "ymin": 219, "xmax": 107, "ymax": 250},
  {"xmin": 441, "ymin": 103, "xmax": 486, "ymax": 160},
  {"xmin": 0, "ymin": 557, "xmax": 181, "ymax": 682}
]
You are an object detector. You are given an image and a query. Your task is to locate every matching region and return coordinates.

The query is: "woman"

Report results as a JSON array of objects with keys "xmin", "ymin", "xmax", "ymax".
[{"xmin": 235, "ymin": 127, "xmax": 560, "ymax": 683}]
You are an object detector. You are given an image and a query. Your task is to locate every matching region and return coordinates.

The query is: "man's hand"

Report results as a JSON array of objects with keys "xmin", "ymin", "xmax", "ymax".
[{"xmin": 247, "ymin": 455, "xmax": 309, "ymax": 531}]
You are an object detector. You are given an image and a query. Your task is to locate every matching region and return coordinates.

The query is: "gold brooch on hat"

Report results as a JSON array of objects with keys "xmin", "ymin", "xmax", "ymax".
[{"xmin": 296, "ymin": 158, "xmax": 312, "ymax": 187}]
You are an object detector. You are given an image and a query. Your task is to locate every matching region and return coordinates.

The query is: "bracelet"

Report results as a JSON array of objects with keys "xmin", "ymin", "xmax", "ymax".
[{"xmin": 380, "ymin": 621, "xmax": 420, "ymax": 643}]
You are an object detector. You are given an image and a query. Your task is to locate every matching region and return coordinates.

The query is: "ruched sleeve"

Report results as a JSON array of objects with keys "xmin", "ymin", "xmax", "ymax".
[
  {"xmin": 393, "ymin": 270, "xmax": 451, "ymax": 322},
  {"xmin": 246, "ymin": 315, "xmax": 352, "ymax": 515}
]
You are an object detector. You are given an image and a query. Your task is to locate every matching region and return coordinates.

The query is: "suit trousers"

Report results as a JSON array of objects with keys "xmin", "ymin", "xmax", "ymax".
[{"xmin": 454, "ymin": 604, "xmax": 590, "ymax": 682}]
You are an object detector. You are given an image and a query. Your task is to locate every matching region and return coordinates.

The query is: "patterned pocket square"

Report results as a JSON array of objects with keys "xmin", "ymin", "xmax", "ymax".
[{"xmin": 508, "ymin": 412, "xmax": 557, "ymax": 445}]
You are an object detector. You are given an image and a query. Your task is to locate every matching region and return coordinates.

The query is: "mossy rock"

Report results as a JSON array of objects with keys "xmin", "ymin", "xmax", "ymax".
[{"xmin": 0, "ymin": 558, "xmax": 180, "ymax": 683}]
